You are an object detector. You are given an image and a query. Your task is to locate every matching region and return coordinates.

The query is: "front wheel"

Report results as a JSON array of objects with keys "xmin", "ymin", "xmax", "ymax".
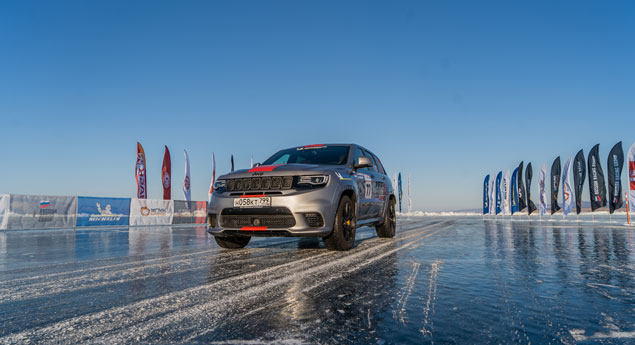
[
  {"xmin": 213, "ymin": 234, "xmax": 251, "ymax": 249},
  {"xmin": 323, "ymin": 195, "xmax": 356, "ymax": 251},
  {"xmin": 376, "ymin": 198, "xmax": 396, "ymax": 238}
]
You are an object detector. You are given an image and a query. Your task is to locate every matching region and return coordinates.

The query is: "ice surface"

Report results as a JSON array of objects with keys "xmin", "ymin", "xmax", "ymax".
[{"xmin": 0, "ymin": 218, "xmax": 633, "ymax": 344}]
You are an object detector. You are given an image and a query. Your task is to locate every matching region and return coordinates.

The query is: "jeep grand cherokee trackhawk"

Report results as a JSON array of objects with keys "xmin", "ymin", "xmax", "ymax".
[{"xmin": 207, "ymin": 144, "xmax": 396, "ymax": 251}]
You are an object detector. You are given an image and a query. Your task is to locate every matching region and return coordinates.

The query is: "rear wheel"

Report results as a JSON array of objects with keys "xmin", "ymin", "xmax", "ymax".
[
  {"xmin": 213, "ymin": 234, "xmax": 251, "ymax": 249},
  {"xmin": 376, "ymin": 198, "xmax": 396, "ymax": 238},
  {"xmin": 323, "ymin": 195, "xmax": 356, "ymax": 251}
]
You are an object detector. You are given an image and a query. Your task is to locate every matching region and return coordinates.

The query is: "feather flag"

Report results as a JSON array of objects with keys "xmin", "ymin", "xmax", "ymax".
[
  {"xmin": 562, "ymin": 156, "xmax": 573, "ymax": 216},
  {"xmin": 489, "ymin": 178, "xmax": 495, "ymax": 215},
  {"xmin": 183, "ymin": 150, "xmax": 191, "ymax": 201},
  {"xmin": 525, "ymin": 163, "xmax": 537, "ymax": 215},
  {"xmin": 511, "ymin": 168, "xmax": 519, "ymax": 214},
  {"xmin": 588, "ymin": 144, "xmax": 607, "ymax": 211},
  {"xmin": 398, "ymin": 173, "xmax": 403, "ymax": 213},
  {"xmin": 627, "ymin": 142, "xmax": 635, "ymax": 219},
  {"xmin": 551, "ymin": 157, "xmax": 561, "ymax": 215},
  {"xmin": 495, "ymin": 171, "xmax": 502, "ymax": 215},
  {"xmin": 208, "ymin": 152, "xmax": 216, "ymax": 202},
  {"xmin": 539, "ymin": 163, "xmax": 547, "ymax": 216},
  {"xmin": 135, "ymin": 142, "xmax": 147, "ymax": 199},
  {"xmin": 483, "ymin": 175, "xmax": 491, "ymax": 215},
  {"xmin": 573, "ymin": 150, "xmax": 586, "ymax": 214},
  {"xmin": 231, "ymin": 155, "xmax": 235, "ymax": 172},
  {"xmin": 517, "ymin": 162, "xmax": 527, "ymax": 211},
  {"xmin": 161, "ymin": 146, "xmax": 171, "ymax": 200},
  {"xmin": 503, "ymin": 170, "xmax": 511, "ymax": 215},
  {"xmin": 607, "ymin": 142, "xmax": 624, "ymax": 214}
]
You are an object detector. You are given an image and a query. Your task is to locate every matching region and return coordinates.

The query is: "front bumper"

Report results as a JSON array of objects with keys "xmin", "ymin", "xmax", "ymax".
[{"xmin": 207, "ymin": 184, "xmax": 342, "ymax": 238}]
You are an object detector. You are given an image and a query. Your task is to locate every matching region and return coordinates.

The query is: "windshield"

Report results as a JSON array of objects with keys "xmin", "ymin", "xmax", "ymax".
[{"xmin": 262, "ymin": 145, "xmax": 349, "ymax": 165}]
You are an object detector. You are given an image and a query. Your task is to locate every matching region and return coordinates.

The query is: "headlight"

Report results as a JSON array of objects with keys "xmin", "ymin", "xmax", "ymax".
[
  {"xmin": 213, "ymin": 180, "xmax": 226, "ymax": 191},
  {"xmin": 297, "ymin": 175, "xmax": 329, "ymax": 186}
]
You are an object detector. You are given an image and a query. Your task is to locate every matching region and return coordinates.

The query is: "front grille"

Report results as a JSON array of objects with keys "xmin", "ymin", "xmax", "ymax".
[
  {"xmin": 220, "ymin": 207, "xmax": 296, "ymax": 229},
  {"xmin": 226, "ymin": 176, "xmax": 294, "ymax": 192},
  {"xmin": 303, "ymin": 213, "xmax": 324, "ymax": 227}
]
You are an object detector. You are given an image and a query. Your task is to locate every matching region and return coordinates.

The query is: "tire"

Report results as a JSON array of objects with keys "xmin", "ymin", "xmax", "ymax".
[
  {"xmin": 323, "ymin": 195, "xmax": 357, "ymax": 251},
  {"xmin": 213, "ymin": 234, "xmax": 251, "ymax": 249},
  {"xmin": 376, "ymin": 198, "xmax": 396, "ymax": 238}
]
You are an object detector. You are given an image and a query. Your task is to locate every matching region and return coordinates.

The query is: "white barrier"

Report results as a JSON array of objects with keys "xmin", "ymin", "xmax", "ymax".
[
  {"xmin": 0, "ymin": 194, "xmax": 9, "ymax": 229},
  {"xmin": 4, "ymin": 194, "xmax": 78, "ymax": 230},
  {"xmin": 129, "ymin": 199, "xmax": 174, "ymax": 226}
]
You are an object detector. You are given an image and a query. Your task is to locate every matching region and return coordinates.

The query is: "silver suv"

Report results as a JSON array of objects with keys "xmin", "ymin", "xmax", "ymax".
[{"xmin": 207, "ymin": 144, "xmax": 396, "ymax": 250}]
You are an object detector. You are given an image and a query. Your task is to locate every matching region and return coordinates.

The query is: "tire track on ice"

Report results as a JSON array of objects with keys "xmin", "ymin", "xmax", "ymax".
[
  {"xmin": 0, "ymin": 220, "xmax": 448, "ymax": 344},
  {"xmin": 420, "ymin": 260, "xmax": 442, "ymax": 337},
  {"xmin": 185, "ymin": 225, "xmax": 452, "ymax": 343},
  {"xmin": 392, "ymin": 261, "xmax": 421, "ymax": 325}
]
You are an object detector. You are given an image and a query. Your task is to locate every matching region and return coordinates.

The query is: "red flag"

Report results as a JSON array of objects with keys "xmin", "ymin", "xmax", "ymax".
[
  {"xmin": 162, "ymin": 146, "xmax": 171, "ymax": 200},
  {"xmin": 135, "ymin": 142, "xmax": 147, "ymax": 199}
]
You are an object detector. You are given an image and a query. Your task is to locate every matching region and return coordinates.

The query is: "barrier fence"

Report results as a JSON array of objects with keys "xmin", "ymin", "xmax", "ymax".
[{"xmin": 0, "ymin": 194, "xmax": 208, "ymax": 230}]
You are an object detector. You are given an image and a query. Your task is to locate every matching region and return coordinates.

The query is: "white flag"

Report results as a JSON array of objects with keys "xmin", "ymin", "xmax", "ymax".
[
  {"xmin": 183, "ymin": 149, "xmax": 191, "ymax": 201},
  {"xmin": 251, "ymin": 156, "xmax": 254, "ymax": 168},
  {"xmin": 562, "ymin": 156, "xmax": 574, "ymax": 216},
  {"xmin": 539, "ymin": 163, "xmax": 548, "ymax": 216},
  {"xmin": 208, "ymin": 152, "xmax": 216, "ymax": 202},
  {"xmin": 489, "ymin": 178, "xmax": 495, "ymax": 215},
  {"xmin": 407, "ymin": 175, "xmax": 412, "ymax": 213},
  {"xmin": 503, "ymin": 170, "xmax": 511, "ymax": 215},
  {"xmin": 393, "ymin": 172, "xmax": 398, "ymax": 195},
  {"xmin": 628, "ymin": 142, "xmax": 635, "ymax": 220}
]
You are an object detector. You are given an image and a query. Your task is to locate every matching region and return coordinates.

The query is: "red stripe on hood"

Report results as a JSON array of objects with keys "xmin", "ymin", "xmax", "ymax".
[{"xmin": 248, "ymin": 164, "xmax": 282, "ymax": 173}]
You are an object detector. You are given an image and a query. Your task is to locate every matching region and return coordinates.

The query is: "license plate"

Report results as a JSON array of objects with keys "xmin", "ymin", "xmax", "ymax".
[{"xmin": 233, "ymin": 196, "xmax": 271, "ymax": 208}]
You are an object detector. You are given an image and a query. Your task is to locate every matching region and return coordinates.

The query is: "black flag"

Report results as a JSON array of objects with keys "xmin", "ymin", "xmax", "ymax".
[
  {"xmin": 588, "ymin": 144, "xmax": 607, "ymax": 211},
  {"xmin": 231, "ymin": 154, "xmax": 235, "ymax": 172},
  {"xmin": 607, "ymin": 142, "xmax": 624, "ymax": 214},
  {"xmin": 517, "ymin": 161, "xmax": 527, "ymax": 211},
  {"xmin": 525, "ymin": 162, "xmax": 537, "ymax": 215},
  {"xmin": 573, "ymin": 149, "xmax": 586, "ymax": 214},
  {"xmin": 551, "ymin": 157, "xmax": 561, "ymax": 215}
]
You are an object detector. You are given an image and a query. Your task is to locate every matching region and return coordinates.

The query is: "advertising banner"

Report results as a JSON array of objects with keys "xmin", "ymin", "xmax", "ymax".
[
  {"xmin": 130, "ymin": 199, "xmax": 174, "ymax": 226},
  {"xmin": 162, "ymin": 146, "xmax": 171, "ymax": 200},
  {"xmin": 173, "ymin": 201, "xmax": 207, "ymax": 224},
  {"xmin": 562, "ymin": 156, "xmax": 574, "ymax": 216},
  {"xmin": 483, "ymin": 175, "xmax": 490, "ymax": 215},
  {"xmin": 510, "ymin": 168, "xmax": 519, "ymax": 214},
  {"xmin": 6, "ymin": 194, "xmax": 77, "ymax": 230},
  {"xmin": 573, "ymin": 149, "xmax": 586, "ymax": 214},
  {"xmin": 76, "ymin": 197, "xmax": 130, "ymax": 227},
  {"xmin": 502, "ymin": 170, "xmax": 511, "ymax": 215},
  {"xmin": 495, "ymin": 171, "xmax": 502, "ymax": 215},
  {"xmin": 551, "ymin": 157, "xmax": 561, "ymax": 215},
  {"xmin": 136, "ymin": 142, "xmax": 147, "ymax": 199},
  {"xmin": 517, "ymin": 161, "xmax": 527, "ymax": 211},
  {"xmin": 0, "ymin": 194, "xmax": 9, "ymax": 230},
  {"xmin": 588, "ymin": 144, "xmax": 607, "ymax": 211},
  {"xmin": 607, "ymin": 141, "xmax": 624, "ymax": 214},
  {"xmin": 525, "ymin": 163, "xmax": 537, "ymax": 215},
  {"xmin": 539, "ymin": 163, "xmax": 548, "ymax": 216}
]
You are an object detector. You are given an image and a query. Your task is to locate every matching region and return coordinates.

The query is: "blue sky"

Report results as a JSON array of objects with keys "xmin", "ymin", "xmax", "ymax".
[{"xmin": 1, "ymin": 0, "xmax": 634, "ymax": 211}]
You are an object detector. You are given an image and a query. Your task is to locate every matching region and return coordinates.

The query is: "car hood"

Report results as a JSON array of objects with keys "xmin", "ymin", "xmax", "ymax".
[{"xmin": 218, "ymin": 164, "xmax": 346, "ymax": 179}]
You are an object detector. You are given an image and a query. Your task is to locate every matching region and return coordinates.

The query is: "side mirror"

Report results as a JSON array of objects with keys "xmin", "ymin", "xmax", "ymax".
[{"xmin": 354, "ymin": 156, "xmax": 373, "ymax": 169}]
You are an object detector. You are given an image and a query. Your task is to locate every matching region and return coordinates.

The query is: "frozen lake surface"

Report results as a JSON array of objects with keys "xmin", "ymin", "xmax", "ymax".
[{"xmin": 0, "ymin": 217, "xmax": 633, "ymax": 344}]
